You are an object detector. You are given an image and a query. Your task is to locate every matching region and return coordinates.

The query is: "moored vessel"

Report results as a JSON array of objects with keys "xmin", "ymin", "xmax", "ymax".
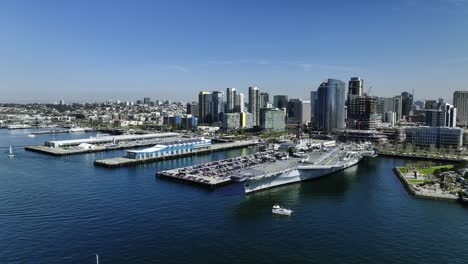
[{"xmin": 243, "ymin": 144, "xmax": 371, "ymax": 194}]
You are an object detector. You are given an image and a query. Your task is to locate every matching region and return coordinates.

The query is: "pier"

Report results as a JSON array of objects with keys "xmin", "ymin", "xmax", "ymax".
[
  {"xmin": 31, "ymin": 130, "xmax": 70, "ymax": 135},
  {"xmin": 94, "ymin": 140, "xmax": 259, "ymax": 168},
  {"xmin": 25, "ymin": 133, "xmax": 180, "ymax": 156},
  {"xmin": 156, "ymin": 150, "xmax": 284, "ymax": 188}
]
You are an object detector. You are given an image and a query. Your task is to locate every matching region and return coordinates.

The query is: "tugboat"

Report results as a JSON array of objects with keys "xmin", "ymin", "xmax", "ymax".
[
  {"xmin": 272, "ymin": 205, "xmax": 293, "ymax": 216},
  {"xmin": 8, "ymin": 146, "xmax": 14, "ymax": 158}
]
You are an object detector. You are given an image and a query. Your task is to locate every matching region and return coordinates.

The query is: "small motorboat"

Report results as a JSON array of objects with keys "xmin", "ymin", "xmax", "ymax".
[
  {"xmin": 8, "ymin": 146, "xmax": 14, "ymax": 158},
  {"xmin": 272, "ymin": 204, "xmax": 293, "ymax": 216}
]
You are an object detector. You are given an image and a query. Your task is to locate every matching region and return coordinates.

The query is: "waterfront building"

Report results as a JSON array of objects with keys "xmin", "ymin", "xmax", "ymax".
[
  {"xmin": 222, "ymin": 113, "xmax": 241, "ymax": 130},
  {"xmin": 198, "ymin": 91, "xmax": 212, "ymax": 124},
  {"xmin": 240, "ymin": 112, "xmax": 254, "ymax": 128},
  {"xmin": 45, "ymin": 133, "xmax": 180, "ymax": 148},
  {"xmin": 248, "ymin": 86, "xmax": 261, "ymax": 127},
  {"xmin": 316, "ymin": 79, "xmax": 346, "ymax": 131},
  {"xmin": 346, "ymin": 96, "xmax": 381, "ymax": 130},
  {"xmin": 260, "ymin": 108, "xmax": 286, "ymax": 131},
  {"xmin": 287, "ymin": 99, "xmax": 311, "ymax": 124},
  {"xmin": 273, "ymin": 95, "xmax": 288, "ymax": 110},
  {"xmin": 405, "ymin": 127, "xmax": 463, "ymax": 148},
  {"xmin": 181, "ymin": 115, "xmax": 198, "ymax": 131},
  {"xmin": 453, "ymin": 91, "xmax": 468, "ymax": 125},
  {"xmin": 401, "ymin": 91, "xmax": 414, "ymax": 118},
  {"xmin": 126, "ymin": 138, "xmax": 211, "ymax": 160},
  {"xmin": 348, "ymin": 77, "xmax": 363, "ymax": 96},
  {"xmin": 425, "ymin": 103, "xmax": 457, "ymax": 128},
  {"xmin": 337, "ymin": 129, "xmax": 388, "ymax": 144}
]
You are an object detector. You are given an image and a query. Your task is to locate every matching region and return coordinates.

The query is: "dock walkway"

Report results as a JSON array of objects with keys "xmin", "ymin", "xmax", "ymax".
[{"xmin": 94, "ymin": 140, "xmax": 259, "ymax": 168}]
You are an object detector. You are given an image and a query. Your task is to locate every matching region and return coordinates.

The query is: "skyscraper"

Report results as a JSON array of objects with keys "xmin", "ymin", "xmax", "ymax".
[
  {"xmin": 273, "ymin": 95, "xmax": 288, "ymax": 109},
  {"xmin": 310, "ymin": 91, "xmax": 317, "ymax": 125},
  {"xmin": 453, "ymin": 91, "xmax": 468, "ymax": 125},
  {"xmin": 143, "ymin": 97, "xmax": 151, "ymax": 105},
  {"xmin": 393, "ymin": 95, "xmax": 403, "ymax": 121},
  {"xmin": 237, "ymin": 93, "xmax": 245, "ymax": 112},
  {"xmin": 211, "ymin": 91, "xmax": 224, "ymax": 123},
  {"xmin": 401, "ymin": 91, "xmax": 413, "ymax": 118},
  {"xmin": 348, "ymin": 77, "xmax": 363, "ymax": 96},
  {"xmin": 287, "ymin": 99, "xmax": 311, "ymax": 124},
  {"xmin": 198, "ymin": 91, "xmax": 212, "ymax": 124},
  {"xmin": 226, "ymin": 88, "xmax": 237, "ymax": 113},
  {"xmin": 248, "ymin": 86, "xmax": 261, "ymax": 126},
  {"xmin": 316, "ymin": 79, "xmax": 346, "ymax": 131}
]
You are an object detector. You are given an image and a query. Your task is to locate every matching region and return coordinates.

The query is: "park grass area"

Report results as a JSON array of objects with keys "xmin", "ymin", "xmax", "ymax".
[
  {"xmin": 408, "ymin": 179, "xmax": 435, "ymax": 184},
  {"xmin": 397, "ymin": 165, "xmax": 454, "ymax": 175},
  {"xmin": 418, "ymin": 165, "xmax": 454, "ymax": 175}
]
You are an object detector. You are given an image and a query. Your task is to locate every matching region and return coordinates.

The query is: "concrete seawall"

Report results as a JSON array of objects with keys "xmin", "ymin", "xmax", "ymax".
[
  {"xmin": 380, "ymin": 152, "xmax": 465, "ymax": 162},
  {"xmin": 393, "ymin": 168, "xmax": 458, "ymax": 201}
]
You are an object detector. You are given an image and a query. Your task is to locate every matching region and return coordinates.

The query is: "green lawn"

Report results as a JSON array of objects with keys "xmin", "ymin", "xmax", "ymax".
[
  {"xmin": 408, "ymin": 179, "xmax": 434, "ymax": 184},
  {"xmin": 417, "ymin": 165, "xmax": 454, "ymax": 175},
  {"xmin": 397, "ymin": 165, "xmax": 454, "ymax": 175}
]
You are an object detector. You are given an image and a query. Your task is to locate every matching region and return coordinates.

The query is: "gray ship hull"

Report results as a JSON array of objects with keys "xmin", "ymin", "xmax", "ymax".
[{"xmin": 244, "ymin": 156, "xmax": 361, "ymax": 194}]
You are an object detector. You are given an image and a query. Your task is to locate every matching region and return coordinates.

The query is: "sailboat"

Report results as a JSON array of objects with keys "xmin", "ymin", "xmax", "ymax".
[{"xmin": 8, "ymin": 146, "xmax": 14, "ymax": 158}]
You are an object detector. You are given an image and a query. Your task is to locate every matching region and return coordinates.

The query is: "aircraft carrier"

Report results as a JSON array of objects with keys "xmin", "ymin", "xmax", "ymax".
[{"xmin": 243, "ymin": 144, "xmax": 373, "ymax": 194}]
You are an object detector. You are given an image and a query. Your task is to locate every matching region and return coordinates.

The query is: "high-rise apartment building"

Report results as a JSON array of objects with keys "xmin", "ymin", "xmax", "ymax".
[
  {"xmin": 316, "ymin": 79, "xmax": 346, "ymax": 131},
  {"xmin": 453, "ymin": 91, "xmax": 468, "ymax": 125},
  {"xmin": 248, "ymin": 86, "xmax": 261, "ymax": 127}
]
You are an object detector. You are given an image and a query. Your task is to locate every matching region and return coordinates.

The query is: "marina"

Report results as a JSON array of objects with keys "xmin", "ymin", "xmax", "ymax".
[{"xmin": 95, "ymin": 140, "xmax": 259, "ymax": 168}]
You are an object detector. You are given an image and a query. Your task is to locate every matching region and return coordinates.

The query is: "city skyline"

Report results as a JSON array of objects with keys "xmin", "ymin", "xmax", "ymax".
[{"xmin": 2, "ymin": 0, "xmax": 468, "ymax": 103}]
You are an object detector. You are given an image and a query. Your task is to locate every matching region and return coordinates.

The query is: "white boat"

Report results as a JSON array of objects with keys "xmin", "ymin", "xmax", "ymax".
[
  {"xmin": 272, "ymin": 205, "xmax": 293, "ymax": 215},
  {"xmin": 8, "ymin": 146, "xmax": 14, "ymax": 158},
  {"xmin": 68, "ymin": 126, "xmax": 86, "ymax": 133}
]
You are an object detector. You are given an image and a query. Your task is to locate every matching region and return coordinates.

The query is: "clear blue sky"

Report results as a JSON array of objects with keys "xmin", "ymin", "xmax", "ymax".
[{"xmin": 1, "ymin": 0, "xmax": 467, "ymax": 103}]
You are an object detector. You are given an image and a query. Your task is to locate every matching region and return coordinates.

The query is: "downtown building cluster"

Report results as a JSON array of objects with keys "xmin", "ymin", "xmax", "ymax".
[{"xmin": 190, "ymin": 77, "xmax": 468, "ymax": 150}]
